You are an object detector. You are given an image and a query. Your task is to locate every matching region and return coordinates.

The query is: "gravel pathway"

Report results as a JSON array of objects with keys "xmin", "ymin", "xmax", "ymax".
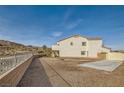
[{"xmin": 17, "ymin": 58, "xmax": 52, "ymax": 87}]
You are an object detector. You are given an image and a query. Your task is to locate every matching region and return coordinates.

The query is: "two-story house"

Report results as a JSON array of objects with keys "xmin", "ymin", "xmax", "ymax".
[{"xmin": 52, "ymin": 35, "xmax": 111, "ymax": 58}]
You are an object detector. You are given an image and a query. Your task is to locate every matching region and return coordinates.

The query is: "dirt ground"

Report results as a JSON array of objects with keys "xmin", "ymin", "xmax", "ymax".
[
  {"xmin": 18, "ymin": 57, "xmax": 124, "ymax": 87},
  {"xmin": 41, "ymin": 57, "xmax": 124, "ymax": 87}
]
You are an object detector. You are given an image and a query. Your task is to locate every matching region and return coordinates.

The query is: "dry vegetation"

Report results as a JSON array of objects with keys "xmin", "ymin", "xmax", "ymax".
[{"xmin": 0, "ymin": 40, "xmax": 52, "ymax": 57}]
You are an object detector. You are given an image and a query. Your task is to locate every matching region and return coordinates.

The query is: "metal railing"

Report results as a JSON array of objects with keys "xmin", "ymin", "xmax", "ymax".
[{"xmin": 0, "ymin": 53, "xmax": 33, "ymax": 76}]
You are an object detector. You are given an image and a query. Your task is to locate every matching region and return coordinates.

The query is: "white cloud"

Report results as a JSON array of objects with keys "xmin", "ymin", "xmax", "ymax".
[
  {"xmin": 60, "ymin": 9, "xmax": 83, "ymax": 30},
  {"xmin": 63, "ymin": 8, "xmax": 73, "ymax": 23},
  {"xmin": 66, "ymin": 19, "xmax": 83, "ymax": 30},
  {"xmin": 52, "ymin": 31, "xmax": 63, "ymax": 37}
]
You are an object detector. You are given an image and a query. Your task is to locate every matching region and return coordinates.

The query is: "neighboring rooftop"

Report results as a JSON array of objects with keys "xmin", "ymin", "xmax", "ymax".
[
  {"xmin": 102, "ymin": 45, "xmax": 111, "ymax": 50},
  {"xmin": 111, "ymin": 50, "xmax": 124, "ymax": 53}
]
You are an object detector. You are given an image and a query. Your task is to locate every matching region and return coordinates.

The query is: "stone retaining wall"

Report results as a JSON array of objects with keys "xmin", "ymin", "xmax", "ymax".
[{"xmin": 0, "ymin": 57, "xmax": 34, "ymax": 87}]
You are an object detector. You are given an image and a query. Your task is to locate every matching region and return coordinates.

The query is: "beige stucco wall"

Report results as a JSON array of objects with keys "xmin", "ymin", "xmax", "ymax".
[
  {"xmin": 59, "ymin": 36, "xmax": 88, "ymax": 57},
  {"xmin": 52, "ymin": 45, "xmax": 59, "ymax": 50},
  {"xmin": 52, "ymin": 36, "xmax": 103, "ymax": 58},
  {"xmin": 106, "ymin": 52, "xmax": 124, "ymax": 61},
  {"xmin": 101, "ymin": 47, "xmax": 111, "ymax": 53},
  {"xmin": 88, "ymin": 40, "xmax": 102, "ymax": 57}
]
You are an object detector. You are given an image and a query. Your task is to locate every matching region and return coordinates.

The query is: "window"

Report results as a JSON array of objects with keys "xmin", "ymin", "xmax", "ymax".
[
  {"xmin": 70, "ymin": 42, "xmax": 73, "ymax": 46},
  {"xmin": 82, "ymin": 42, "xmax": 86, "ymax": 46},
  {"xmin": 81, "ymin": 51, "xmax": 86, "ymax": 55}
]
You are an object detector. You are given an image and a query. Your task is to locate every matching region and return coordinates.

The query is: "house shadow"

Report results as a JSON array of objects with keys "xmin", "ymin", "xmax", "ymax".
[{"xmin": 17, "ymin": 58, "xmax": 52, "ymax": 87}]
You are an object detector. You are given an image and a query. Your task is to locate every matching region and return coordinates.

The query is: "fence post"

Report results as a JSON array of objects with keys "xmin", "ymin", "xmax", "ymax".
[
  {"xmin": 0, "ymin": 58, "xmax": 3, "ymax": 75},
  {"xmin": 14, "ymin": 53, "xmax": 17, "ymax": 67}
]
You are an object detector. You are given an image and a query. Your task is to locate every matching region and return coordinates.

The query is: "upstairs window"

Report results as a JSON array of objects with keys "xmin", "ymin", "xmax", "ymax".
[
  {"xmin": 82, "ymin": 42, "xmax": 86, "ymax": 46},
  {"xmin": 70, "ymin": 42, "xmax": 73, "ymax": 46}
]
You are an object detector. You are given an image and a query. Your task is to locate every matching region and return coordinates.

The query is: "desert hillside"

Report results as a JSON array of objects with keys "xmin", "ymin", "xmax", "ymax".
[
  {"xmin": 0, "ymin": 40, "xmax": 51, "ymax": 57},
  {"xmin": 0, "ymin": 40, "xmax": 31, "ymax": 56}
]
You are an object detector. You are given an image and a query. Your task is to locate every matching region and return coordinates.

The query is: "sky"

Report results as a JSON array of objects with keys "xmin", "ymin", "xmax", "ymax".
[{"xmin": 0, "ymin": 6, "xmax": 124, "ymax": 50}]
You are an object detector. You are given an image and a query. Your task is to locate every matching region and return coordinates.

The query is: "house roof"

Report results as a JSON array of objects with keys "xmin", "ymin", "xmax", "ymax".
[{"xmin": 57, "ymin": 35, "xmax": 102, "ymax": 42}]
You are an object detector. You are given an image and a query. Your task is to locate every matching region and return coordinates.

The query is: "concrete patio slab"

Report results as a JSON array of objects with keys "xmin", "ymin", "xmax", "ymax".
[{"xmin": 79, "ymin": 60, "xmax": 123, "ymax": 72}]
